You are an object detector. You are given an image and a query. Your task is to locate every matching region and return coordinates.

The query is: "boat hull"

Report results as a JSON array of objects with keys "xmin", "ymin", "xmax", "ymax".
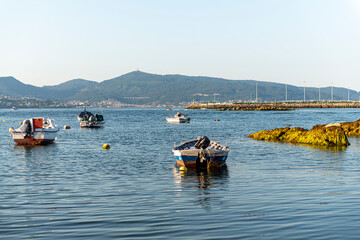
[
  {"xmin": 12, "ymin": 131, "xmax": 58, "ymax": 145},
  {"xmin": 80, "ymin": 120, "xmax": 105, "ymax": 128},
  {"xmin": 173, "ymin": 149, "xmax": 228, "ymax": 169},
  {"xmin": 166, "ymin": 118, "xmax": 190, "ymax": 123}
]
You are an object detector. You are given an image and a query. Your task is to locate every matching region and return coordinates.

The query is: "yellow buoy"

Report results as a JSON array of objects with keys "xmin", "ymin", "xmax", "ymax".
[
  {"xmin": 179, "ymin": 166, "xmax": 187, "ymax": 171},
  {"xmin": 9, "ymin": 127, "xmax": 14, "ymax": 133},
  {"xmin": 3, "ymin": 120, "xmax": 5, "ymax": 122},
  {"xmin": 20, "ymin": 122, "xmax": 23, "ymax": 125},
  {"xmin": 103, "ymin": 144, "xmax": 110, "ymax": 149},
  {"xmin": 64, "ymin": 125, "xmax": 71, "ymax": 129}
]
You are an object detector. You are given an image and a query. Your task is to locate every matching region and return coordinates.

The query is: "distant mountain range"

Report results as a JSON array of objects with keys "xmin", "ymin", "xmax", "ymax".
[{"xmin": 0, "ymin": 71, "xmax": 359, "ymax": 105}]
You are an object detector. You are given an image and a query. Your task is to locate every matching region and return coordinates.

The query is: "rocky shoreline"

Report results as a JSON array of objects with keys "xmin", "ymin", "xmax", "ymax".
[{"xmin": 248, "ymin": 119, "xmax": 360, "ymax": 147}]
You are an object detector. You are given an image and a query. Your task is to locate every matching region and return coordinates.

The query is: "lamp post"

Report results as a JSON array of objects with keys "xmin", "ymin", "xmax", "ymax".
[
  {"xmin": 213, "ymin": 93, "xmax": 220, "ymax": 103},
  {"xmin": 331, "ymin": 82, "xmax": 334, "ymax": 101},
  {"xmin": 255, "ymin": 82, "xmax": 257, "ymax": 102},
  {"xmin": 285, "ymin": 84, "xmax": 288, "ymax": 102},
  {"xmin": 303, "ymin": 81, "xmax": 306, "ymax": 102}
]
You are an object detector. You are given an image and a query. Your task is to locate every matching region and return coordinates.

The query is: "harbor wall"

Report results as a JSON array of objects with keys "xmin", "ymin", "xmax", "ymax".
[{"xmin": 186, "ymin": 102, "xmax": 360, "ymax": 111}]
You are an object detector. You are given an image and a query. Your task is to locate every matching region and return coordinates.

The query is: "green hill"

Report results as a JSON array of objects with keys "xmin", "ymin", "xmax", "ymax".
[
  {"xmin": 0, "ymin": 72, "xmax": 359, "ymax": 105},
  {"xmin": 0, "ymin": 77, "xmax": 43, "ymax": 97},
  {"xmin": 70, "ymin": 71, "xmax": 359, "ymax": 104}
]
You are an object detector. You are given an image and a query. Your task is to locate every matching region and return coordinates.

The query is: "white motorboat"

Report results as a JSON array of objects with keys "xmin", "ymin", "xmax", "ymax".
[
  {"xmin": 10, "ymin": 117, "xmax": 59, "ymax": 145},
  {"xmin": 166, "ymin": 112, "xmax": 190, "ymax": 123}
]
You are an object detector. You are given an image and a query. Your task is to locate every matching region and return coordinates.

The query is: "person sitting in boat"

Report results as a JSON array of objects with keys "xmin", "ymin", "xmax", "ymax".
[{"xmin": 89, "ymin": 115, "xmax": 95, "ymax": 122}]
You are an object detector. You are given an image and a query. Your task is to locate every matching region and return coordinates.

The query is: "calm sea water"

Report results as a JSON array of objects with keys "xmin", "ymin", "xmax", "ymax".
[{"xmin": 1, "ymin": 108, "xmax": 360, "ymax": 239}]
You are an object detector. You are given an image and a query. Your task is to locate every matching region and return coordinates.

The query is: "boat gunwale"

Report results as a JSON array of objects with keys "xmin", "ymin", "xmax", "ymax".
[{"xmin": 173, "ymin": 139, "xmax": 229, "ymax": 152}]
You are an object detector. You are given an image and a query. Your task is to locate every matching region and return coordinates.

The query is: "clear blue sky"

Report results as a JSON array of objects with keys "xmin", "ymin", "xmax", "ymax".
[{"xmin": 1, "ymin": 0, "xmax": 360, "ymax": 90}]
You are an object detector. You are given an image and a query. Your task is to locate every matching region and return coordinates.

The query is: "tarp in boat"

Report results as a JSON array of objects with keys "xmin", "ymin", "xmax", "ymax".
[{"xmin": 78, "ymin": 109, "xmax": 94, "ymax": 118}]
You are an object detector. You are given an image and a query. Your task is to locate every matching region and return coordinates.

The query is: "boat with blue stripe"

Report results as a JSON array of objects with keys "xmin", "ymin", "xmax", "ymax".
[{"xmin": 173, "ymin": 136, "xmax": 229, "ymax": 169}]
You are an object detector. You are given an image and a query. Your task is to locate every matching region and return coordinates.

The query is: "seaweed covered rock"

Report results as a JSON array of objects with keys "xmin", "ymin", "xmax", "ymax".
[
  {"xmin": 340, "ymin": 119, "xmax": 360, "ymax": 137},
  {"xmin": 248, "ymin": 124, "xmax": 350, "ymax": 147}
]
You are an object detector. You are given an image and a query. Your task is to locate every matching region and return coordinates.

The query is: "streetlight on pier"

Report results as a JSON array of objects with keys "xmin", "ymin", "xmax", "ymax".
[
  {"xmin": 213, "ymin": 93, "xmax": 220, "ymax": 103},
  {"xmin": 285, "ymin": 84, "xmax": 288, "ymax": 102},
  {"xmin": 303, "ymin": 81, "xmax": 306, "ymax": 102},
  {"xmin": 255, "ymin": 82, "xmax": 258, "ymax": 102},
  {"xmin": 331, "ymin": 82, "xmax": 334, "ymax": 101}
]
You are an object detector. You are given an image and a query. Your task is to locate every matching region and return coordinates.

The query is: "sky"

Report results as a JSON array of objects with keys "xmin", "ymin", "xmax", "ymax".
[{"xmin": 1, "ymin": 0, "xmax": 360, "ymax": 90}]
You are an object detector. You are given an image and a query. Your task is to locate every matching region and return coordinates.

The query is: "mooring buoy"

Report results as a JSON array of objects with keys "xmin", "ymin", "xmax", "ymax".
[
  {"xmin": 179, "ymin": 166, "xmax": 187, "ymax": 171},
  {"xmin": 103, "ymin": 144, "xmax": 110, "ymax": 149}
]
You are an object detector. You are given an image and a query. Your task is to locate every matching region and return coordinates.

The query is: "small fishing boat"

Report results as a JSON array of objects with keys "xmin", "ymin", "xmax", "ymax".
[
  {"xmin": 78, "ymin": 109, "xmax": 105, "ymax": 128},
  {"xmin": 10, "ymin": 117, "xmax": 59, "ymax": 145},
  {"xmin": 166, "ymin": 112, "xmax": 190, "ymax": 123},
  {"xmin": 11, "ymin": 107, "xmax": 16, "ymax": 110},
  {"xmin": 173, "ymin": 136, "xmax": 229, "ymax": 169}
]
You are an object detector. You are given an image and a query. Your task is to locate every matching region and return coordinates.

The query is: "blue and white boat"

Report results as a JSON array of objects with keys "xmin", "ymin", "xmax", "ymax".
[
  {"xmin": 172, "ymin": 136, "xmax": 229, "ymax": 169},
  {"xmin": 77, "ymin": 109, "xmax": 105, "ymax": 128}
]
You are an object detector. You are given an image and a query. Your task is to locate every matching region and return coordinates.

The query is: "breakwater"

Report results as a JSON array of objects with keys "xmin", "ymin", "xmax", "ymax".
[{"xmin": 186, "ymin": 102, "xmax": 360, "ymax": 111}]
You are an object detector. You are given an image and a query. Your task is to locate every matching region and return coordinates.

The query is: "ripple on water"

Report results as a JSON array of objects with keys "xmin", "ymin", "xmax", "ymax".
[{"xmin": 1, "ymin": 108, "xmax": 360, "ymax": 239}]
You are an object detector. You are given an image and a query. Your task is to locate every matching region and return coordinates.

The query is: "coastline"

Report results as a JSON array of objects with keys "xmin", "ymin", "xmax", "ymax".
[{"xmin": 186, "ymin": 102, "xmax": 360, "ymax": 111}]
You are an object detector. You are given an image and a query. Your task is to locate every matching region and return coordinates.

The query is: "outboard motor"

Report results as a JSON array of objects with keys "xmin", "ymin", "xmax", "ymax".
[
  {"xmin": 194, "ymin": 136, "xmax": 210, "ymax": 149},
  {"xmin": 24, "ymin": 120, "xmax": 32, "ymax": 137}
]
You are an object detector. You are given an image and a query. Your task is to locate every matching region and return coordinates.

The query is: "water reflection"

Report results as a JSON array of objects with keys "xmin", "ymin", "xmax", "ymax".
[
  {"xmin": 12, "ymin": 144, "xmax": 57, "ymax": 158},
  {"xmin": 293, "ymin": 143, "xmax": 348, "ymax": 153},
  {"xmin": 264, "ymin": 141, "xmax": 349, "ymax": 154},
  {"xmin": 173, "ymin": 165, "xmax": 229, "ymax": 210},
  {"xmin": 9, "ymin": 144, "xmax": 60, "ymax": 180}
]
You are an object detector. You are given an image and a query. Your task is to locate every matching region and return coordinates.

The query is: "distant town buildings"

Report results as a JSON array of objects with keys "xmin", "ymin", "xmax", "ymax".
[{"xmin": 0, "ymin": 95, "xmax": 173, "ymax": 108}]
